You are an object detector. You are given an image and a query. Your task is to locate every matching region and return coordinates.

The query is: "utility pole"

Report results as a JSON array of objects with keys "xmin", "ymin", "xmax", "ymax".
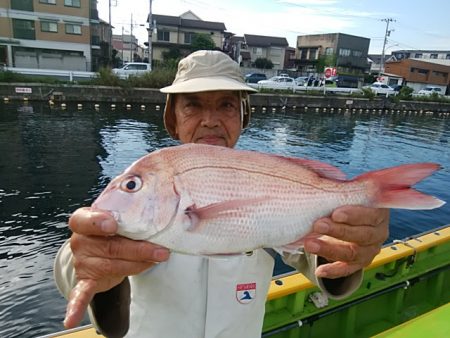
[
  {"xmin": 147, "ymin": 0, "xmax": 153, "ymax": 69},
  {"xmin": 379, "ymin": 18, "xmax": 395, "ymax": 79},
  {"xmin": 109, "ymin": 0, "xmax": 112, "ymax": 65},
  {"xmin": 130, "ymin": 13, "xmax": 133, "ymax": 62}
]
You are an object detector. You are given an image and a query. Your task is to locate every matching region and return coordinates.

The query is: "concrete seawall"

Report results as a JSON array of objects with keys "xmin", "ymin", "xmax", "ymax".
[{"xmin": 2, "ymin": 83, "xmax": 450, "ymax": 113}]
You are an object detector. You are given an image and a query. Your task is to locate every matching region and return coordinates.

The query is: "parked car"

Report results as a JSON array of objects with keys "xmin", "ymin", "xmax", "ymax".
[
  {"xmin": 257, "ymin": 76, "xmax": 299, "ymax": 90},
  {"xmin": 363, "ymin": 82, "xmax": 397, "ymax": 96},
  {"xmin": 294, "ymin": 76, "xmax": 309, "ymax": 86},
  {"xmin": 245, "ymin": 73, "xmax": 267, "ymax": 83},
  {"xmin": 417, "ymin": 86, "xmax": 443, "ymax": 96},
  {"xmin": 112, "ymin": 62, "xmax": 151, "ymax": 78}
]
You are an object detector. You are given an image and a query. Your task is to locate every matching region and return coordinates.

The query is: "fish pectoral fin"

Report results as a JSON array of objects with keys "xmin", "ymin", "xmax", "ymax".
[{"xmin": 184, "ymin": 197, "xmax": 268, "ymax": 232}]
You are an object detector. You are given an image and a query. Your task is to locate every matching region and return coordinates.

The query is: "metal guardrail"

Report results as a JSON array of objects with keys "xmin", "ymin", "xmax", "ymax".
[{"xmin": 3, "ymin": 67, "xmax": 97, "ymax": 81}]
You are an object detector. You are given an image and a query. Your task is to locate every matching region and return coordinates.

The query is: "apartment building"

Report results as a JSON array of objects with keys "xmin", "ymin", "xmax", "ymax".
[
  {"xmin": 295, "ymin": 33, "xmax": 370, "ymax": 74},
  {"xmin": 0, "ymin": 0, "xmax": 109, "ymax": 71}
]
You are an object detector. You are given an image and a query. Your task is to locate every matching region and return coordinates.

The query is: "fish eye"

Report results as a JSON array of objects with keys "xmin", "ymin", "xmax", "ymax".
[{"xmin": 120, "ymin": 176, "xmax": 143, "ymax": 193}]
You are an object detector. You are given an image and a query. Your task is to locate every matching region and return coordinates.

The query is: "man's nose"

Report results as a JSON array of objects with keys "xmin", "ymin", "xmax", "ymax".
[{"xmin": 200, "ymin": 109, "xmax": 219, "ymax": 127}]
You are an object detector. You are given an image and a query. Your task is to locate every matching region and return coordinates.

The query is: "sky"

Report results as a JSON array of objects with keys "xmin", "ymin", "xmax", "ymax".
[{"xmin": 97, "ymin": 0, "xmax": 450, "ymax": 54}]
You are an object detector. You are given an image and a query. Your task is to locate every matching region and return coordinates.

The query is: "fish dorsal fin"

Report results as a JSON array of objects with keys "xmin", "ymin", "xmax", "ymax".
[{"xmin": 274, "ymin": 155, "xmax": 347, "ymax": 181}]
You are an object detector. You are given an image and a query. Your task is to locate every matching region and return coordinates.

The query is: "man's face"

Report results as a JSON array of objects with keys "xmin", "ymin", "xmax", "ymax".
[{"xmin": 173, "ymin": 91, "xmax": 242, "ymax": 148}]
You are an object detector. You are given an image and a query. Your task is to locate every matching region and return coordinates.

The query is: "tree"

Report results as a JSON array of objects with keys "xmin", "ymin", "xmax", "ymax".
[
  {"xmin": 190, "ymin": 33, "xmax": 216, "ymax": 51},
  {"xmin": 162, "ymin": 47, "xmax": 182, "ymax": 62},
  {"xmin": 254, "ymin": 57, "xmax": 273, "ymax": 69},
  {"xmin": 316, "ymin": 53, "xmax": 337, "ymax": 73}
]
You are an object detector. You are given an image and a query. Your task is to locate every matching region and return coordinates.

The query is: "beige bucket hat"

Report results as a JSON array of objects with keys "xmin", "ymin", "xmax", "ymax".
[{"xmin": 160, "ymin": 50, "xmax": 257, "ymax": 139}]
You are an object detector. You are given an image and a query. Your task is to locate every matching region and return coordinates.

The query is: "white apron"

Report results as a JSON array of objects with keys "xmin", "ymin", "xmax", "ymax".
[{"xmin": 126, "ymin": 249, "xmax": 274, "ymax": 338}]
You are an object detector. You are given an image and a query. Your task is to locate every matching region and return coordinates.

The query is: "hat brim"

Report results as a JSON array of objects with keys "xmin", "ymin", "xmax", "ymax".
[{"xmin": 160, "ymin": 76, "xmax": 258, "ymax": 93}]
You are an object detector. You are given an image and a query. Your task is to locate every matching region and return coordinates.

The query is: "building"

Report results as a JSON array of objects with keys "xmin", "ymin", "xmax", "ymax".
[
  {"xmin": 384, "ymin": 58, "xmax": 450, "ymax": 93},
  {"xmin": 242, "ymin": 34, "xmax": 289, "ymax": 70},
  {"xmin": 150, "ymin": 11, "xmax": 226, "ymax": 63},
  {"xmin": 295, "ymin": 33, "xmax": 370, "ymax": 75},
  {"xmin": 0, "ymin": 0, "xmax": 110, "ymax": 71},
  {"xmin": 112, "ymin": 33, "xmax": 141, "ymax": 63},
  {"xmin": 390, "ymin": 49, "xmax": 450, "ymax": 61}
]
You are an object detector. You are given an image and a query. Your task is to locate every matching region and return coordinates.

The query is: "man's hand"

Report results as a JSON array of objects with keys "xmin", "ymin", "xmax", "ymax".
[
  {"xmin": 63, "ymin": 207, "xmax": 170, "ymax": 329},
  {"xmin": 303, "ymin": 206, "xmax": 389, "ymax": 279}
]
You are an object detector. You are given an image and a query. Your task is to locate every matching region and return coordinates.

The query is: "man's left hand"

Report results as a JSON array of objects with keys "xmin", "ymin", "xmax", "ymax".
[{"xmin": 303, "ymin": 205, "xmax": 389, "ymax": 279}]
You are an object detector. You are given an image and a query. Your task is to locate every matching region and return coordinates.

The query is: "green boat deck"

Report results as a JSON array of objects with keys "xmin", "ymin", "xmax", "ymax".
[{"xmin": 374, "ymin": 302, "xmax": 450, "ymax": 337}]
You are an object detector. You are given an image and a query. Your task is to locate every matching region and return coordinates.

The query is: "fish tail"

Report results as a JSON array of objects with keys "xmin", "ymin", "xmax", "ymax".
[{"xmin": 354, "ymin": 163, "xmax": 445, "ymax": 210}]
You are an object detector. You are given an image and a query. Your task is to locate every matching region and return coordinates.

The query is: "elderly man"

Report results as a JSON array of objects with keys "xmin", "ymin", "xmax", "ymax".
[{"xmin": 55, "ymin": 50, "xmax": 388, "ymax": 337}]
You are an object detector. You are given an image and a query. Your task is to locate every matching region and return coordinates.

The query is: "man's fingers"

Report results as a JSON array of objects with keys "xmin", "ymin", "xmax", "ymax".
[
  {"xmin": 304, "ymin": 236, "xmax": 381, "ymax": 265},
  {"xmin": 74, "ymin": 256, "xmax": 157, "ymax": 280},
  {"xmin": 71, "ymin": 235, "xmax": 170, "ymax": 263},
  {"xmin": 331, "ymin": 205, "xmax": 389, "ymax": 228},
  {"xmin": 64, "ymin": 279, "xmax": 97, "ymax": 329},
  {"xmin": 315, "ymin": 261, "xmax": 362, "ymax": 279},
  {"xmin": 69, "ymin": 207, "xmax": 118, "ymax": 236},
  {"xmin": 313, "ymin": 221, "xmax": 386, "ymax": 246}
]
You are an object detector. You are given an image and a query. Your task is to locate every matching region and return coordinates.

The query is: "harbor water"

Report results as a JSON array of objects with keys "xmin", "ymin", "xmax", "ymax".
[{"xmin": 0, "ymin": 102, "xmax": 449, "ymax": 337}]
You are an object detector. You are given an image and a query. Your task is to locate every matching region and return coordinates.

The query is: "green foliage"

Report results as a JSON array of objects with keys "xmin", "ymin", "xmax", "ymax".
[
  {"xmin": 190, "ymin": 33, "xmax": 216, "ymax": 51},
  {"xmin": 254, "ymin": 58, "xmax": 274, "ymax": 69},
  {"xmin": 397, "ymin": 86, "xmax": 414, "ymax": 100},
  {"xmin": 89, "ymin": 67, "xmax": 122, "ymax": 87},
  {"xmin": 162, "ymin": 47, "xmax": 182, "ymax": 62},
  {"xmin": 316, "ymin": 54, "xmax": 337, "ymax": 73},
  {"xmin": 126, "ymin": 67, "xmax": 177, "ymax": 88},
  {"xmin": 0, "ymin": 70, "xmax": 64, "ymax": 84},
  {"xmin": 361, "ymin": 87, "xmax": 376, "ymax": 100}
]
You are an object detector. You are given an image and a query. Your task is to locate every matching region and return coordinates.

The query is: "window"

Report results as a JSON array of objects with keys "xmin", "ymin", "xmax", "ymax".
[
  {"xmin": 41, "ymin": 21, "xmax": 58, "ymax": 33},
  {"xmin": 253, "ymin": 47, "xmax": 263, "ymax": 55},
  {"xmin": 65, "ymin": 23, "xmax": 82, "ymax": 35},
  {"xmin": 414, "ymin": 53, "xmax": 423, "ymax": 58},
  {"xmin": 300, "ymin": 49, "xmax": 307, "ymax": 60},
  {"xmin": 352, "ymin": 50, "xmax": 362, "ymax": 57},
  {"xmin": 270, "ymin": 47, "xmax": 282, "ymax": 56},
  {"xmin": 64, "ymin": 0, "xmax": 81, "ymax": 7},
  {"xmin": 339, "ymin": 48, "xmax": 351, "ymax": 56},
  {"xmin": 430, "ymin": 53, "xmax": 438, "ymax": 59},
  {"xmin": 309, "ymin": 48, "xmax": 317, "ymax": 60},
  {"xmin": 12, "ymin": 19, "xmax": 35, "ymax": 40},
  {"xmin": 157, "ymin": 31, "xmax": 170, "ymax": 42},
  {"xmin": 11, "ymin": 0, "xmax": 33, "ymax": 11},
  {"xmin": 325, "ymin": 47, "xmax": 334, "ymax": 55},
  {"xmin": 184, "ymin": 32, "xmax": 195, "ymax": 44},
  {"xmin": 40, "ymin": 0, "xmax": 56, "ymax": 4}
]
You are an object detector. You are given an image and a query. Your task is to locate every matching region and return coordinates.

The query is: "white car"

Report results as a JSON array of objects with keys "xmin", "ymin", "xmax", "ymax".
[
  {"xmin": 417, "ymin": 86, "xmax": 443, "ymax": 96},
  {"xmin": 257, "ymin": 76, "xmax": 300, "ymax": 90},
  {"xmin": 112, "ymin": 62, "xmax": 151, "ymax": 79},
  {"xmin": 363, "ymin": 82, "xmax": 397, "ymax": 96}
]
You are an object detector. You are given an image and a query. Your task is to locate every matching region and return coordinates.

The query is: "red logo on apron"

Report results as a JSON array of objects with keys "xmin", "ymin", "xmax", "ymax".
[{"xmin": 236, "ymin": 283, "xmax": 256, "ymax": 304}]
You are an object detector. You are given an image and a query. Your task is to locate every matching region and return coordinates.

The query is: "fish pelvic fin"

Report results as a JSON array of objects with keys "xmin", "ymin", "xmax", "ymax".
[
  {"xmin": 185, "ymin": 196, "xmax": 269, "ymax": 232},
  {"xmin": 355, "ymin": 163, "xmax": 445, "ymax": 210}
]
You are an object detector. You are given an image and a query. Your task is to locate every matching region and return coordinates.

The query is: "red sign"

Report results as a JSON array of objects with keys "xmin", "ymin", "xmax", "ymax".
[{"xmin": 324, "ymin": 67, "xmax": 337, "ymax": 78}]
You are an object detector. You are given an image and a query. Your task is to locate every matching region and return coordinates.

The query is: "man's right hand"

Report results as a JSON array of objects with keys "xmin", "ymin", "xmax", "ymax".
[{"xmin": 64, "ymin": 207, "xmax": 170, "ymax": 329}]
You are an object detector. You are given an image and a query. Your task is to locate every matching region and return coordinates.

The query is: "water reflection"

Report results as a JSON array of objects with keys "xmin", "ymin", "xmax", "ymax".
[{"xmin": 0, "ymin": 102, "xmax": 449, "ymax": 337}]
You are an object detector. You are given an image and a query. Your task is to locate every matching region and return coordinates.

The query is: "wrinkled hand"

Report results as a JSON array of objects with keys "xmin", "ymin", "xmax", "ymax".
[
  {"xmin": 63, "ymin": 207, "xmax": 170, "ymax": 329},
  {"xmin": 303, "ymin": 206, "xmax": 389, "ymax": 279}
]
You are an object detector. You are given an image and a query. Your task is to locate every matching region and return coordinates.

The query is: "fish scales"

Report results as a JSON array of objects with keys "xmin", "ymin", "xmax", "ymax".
[{"xmin": 92, "ymin": 144, "xmax": 444, "ymax": 255}]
